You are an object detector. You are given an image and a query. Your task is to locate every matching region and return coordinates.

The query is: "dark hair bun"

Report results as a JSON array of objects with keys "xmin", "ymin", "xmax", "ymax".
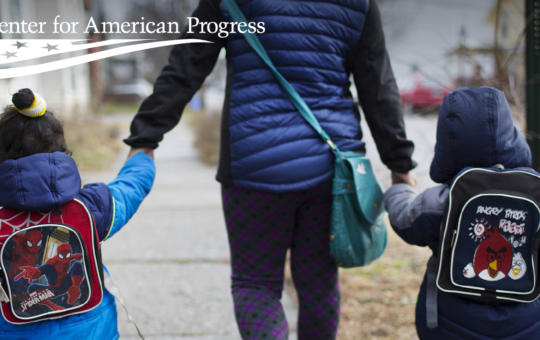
[{"xmin": 12, "ymin": 88, "xmax": 36, "ymax": 110}]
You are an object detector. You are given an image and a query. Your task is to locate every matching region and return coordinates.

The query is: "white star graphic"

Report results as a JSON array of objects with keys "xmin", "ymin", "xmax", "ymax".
[{"xmin": 1, "ymin": 51, "xmax": 17, "ymax": 59}]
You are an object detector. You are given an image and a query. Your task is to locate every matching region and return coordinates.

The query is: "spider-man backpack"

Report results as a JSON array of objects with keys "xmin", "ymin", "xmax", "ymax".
[
  {"xmin": 436, "ymin": 167, "xmax": 540, "ymax": 304},
  {"xmin": 0, "ymin": 199, "xmax": 104, "ymax": 324}
]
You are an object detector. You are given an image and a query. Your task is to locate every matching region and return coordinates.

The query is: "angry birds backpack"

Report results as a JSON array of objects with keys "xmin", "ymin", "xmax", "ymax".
[
  {"xmin": 436, "ymin": 166, "xmax": 540, "ymax": 304},
  {"xmin": 0, "ymin": 199, "xmax": 105, "ymax": 324}
]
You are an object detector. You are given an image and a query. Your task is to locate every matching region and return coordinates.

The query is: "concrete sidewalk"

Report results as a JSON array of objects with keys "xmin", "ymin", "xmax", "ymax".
[{"xmin": 81, "ymin": 116, "xmax": 299, "ymax": 340}]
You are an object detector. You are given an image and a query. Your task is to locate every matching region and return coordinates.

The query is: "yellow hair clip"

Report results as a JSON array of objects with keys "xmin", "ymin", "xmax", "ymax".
[{"xmin": 13, "ymin": 93, "xmax": 47, "ymax": 118}]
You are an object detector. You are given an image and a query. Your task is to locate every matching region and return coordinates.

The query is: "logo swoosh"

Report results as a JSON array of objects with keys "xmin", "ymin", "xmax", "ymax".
[
  {"xmin": 0, "ymin": 39, "xmax": 155, "ymax": 66},
  {"xmin": 0, "ymin": 39, "xmax": 212, "ymax": 79}
]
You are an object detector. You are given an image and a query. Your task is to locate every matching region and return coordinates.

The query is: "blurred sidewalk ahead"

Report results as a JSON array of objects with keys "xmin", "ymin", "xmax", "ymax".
[{"xmin": 81, "ymin": 115, "xmax": 299, "ymax": 340}]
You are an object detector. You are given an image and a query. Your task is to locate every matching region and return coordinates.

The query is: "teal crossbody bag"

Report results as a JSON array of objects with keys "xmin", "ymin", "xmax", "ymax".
[{"xmin": 222, "ymin": 0, "xmax": 388, "ymax": 267}]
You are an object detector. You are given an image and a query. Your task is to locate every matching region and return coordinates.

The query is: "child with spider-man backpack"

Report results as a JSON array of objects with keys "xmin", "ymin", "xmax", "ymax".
[
  {"xmin": 0, "ymin": 88, "xmax": 155, "ymax": 340},
  {"xmin": 384, "ymin": 87, "xmax": 540, "ymax": 340}
]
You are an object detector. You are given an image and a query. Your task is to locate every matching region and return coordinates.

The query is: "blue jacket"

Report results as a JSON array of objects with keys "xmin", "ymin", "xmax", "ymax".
[
  {"xmin": 219, "ymin": 0, "xmax": 369, "ymax": 191},
  {"xmin": 0, "ymin": 152, "xmax": 155, "ymax": 340},
  {"xmin": 384, "ymin": 88, "xmax": 540, "ymax": 339},
  {"xmin": 125, "ymin": 0, "xmax": 416, "ymax": 192}
]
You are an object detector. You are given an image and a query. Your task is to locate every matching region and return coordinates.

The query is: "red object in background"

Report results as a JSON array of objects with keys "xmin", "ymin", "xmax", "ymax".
[{"xmin": 400, "ymin": 77, "xmax": 453, "ymax": 112}]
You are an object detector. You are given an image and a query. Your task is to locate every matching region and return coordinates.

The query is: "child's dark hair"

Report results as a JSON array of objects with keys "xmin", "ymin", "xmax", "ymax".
[{"xmin": 0, "ymin": 88, "xmax": 71, "ymax": 163}]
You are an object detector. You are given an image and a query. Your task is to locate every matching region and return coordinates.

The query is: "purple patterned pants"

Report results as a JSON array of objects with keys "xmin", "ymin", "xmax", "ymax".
[{"xmin": 221, "ymin": 181, "xmax": 340, "ymax": 340}]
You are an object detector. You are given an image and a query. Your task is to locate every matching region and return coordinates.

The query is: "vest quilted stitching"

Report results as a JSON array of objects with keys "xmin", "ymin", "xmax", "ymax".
[{"xmin": 221, "ymin": 0, "xmax": 369, "ymax": 192}]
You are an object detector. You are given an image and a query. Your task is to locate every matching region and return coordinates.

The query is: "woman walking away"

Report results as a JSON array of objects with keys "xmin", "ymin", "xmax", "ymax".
[{"xmin": 125, "ymin": 0, "xmax": 416, "ymax": 338}]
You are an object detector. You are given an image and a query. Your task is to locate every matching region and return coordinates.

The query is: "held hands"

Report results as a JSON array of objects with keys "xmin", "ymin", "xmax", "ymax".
[
  {"xmin": 391, "ymin": 170, "xmax": 418, "ymax": 187},
  {"xmin": 127, "ymin": 147, "xmax": 417, "ymax": 187},
  {"xmin": 127, "ymin": 147, "xmax": 155, "ymax": 160}
]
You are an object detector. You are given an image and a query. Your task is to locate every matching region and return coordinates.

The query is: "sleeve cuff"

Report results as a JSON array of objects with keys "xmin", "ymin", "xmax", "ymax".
[{"xmin": 384, "ymin": 183, "xmax": 417, "ymax": 202}]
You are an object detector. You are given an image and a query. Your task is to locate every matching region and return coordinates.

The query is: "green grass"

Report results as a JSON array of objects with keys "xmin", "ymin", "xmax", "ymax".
[
  {"xmin": 342, "ymin": 258, "xmax": 427, "ymax": 280},
  {"xmin": 184, "ymin": 109, "xmax": 221, "ymax": 166},
  {"xmin": 64, "ymin": 118, "xmax": 122, "ymax": 171}
]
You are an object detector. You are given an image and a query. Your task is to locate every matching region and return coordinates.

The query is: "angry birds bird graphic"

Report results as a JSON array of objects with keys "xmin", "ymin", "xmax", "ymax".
[
  {"xmin": 509, "ymin": 252, "xmax": 527, "ymax": 280},
  {"xmin": 463, "ymin": 262, "xmax": 476, "ymax": 278},
  {"xmin": 473, "ymin": 226, "xmax": 513, "ymax": 281}
]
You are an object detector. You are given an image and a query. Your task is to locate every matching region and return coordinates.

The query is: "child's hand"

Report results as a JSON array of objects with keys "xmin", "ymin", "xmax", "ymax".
[
  {"xmin": 127, "ymin": 147, "xmax": 154, "ymax": 160},
  {"xmin": 392, "ymin": 170, "xmax": 417, "ymax": 187}
]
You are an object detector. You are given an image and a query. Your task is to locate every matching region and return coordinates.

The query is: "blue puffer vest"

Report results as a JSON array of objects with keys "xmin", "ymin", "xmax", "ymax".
[{"xmin": 220, "ymin": 0, "xmax": 369, "ymax": 192}]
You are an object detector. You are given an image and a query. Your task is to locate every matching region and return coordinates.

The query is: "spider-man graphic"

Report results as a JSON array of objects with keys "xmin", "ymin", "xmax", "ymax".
[
  {"xmin": 7, "ymin": 230, "xmax": 44, "ymax": 282},
  {"xmin": 15, "ymin": 244, "xmax": 85, "ymax": 311}
]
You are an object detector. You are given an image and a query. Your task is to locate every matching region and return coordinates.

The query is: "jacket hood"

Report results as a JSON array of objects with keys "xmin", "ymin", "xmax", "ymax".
[
  {"xmin": 430, "ymin": 87, "xmax": 531, "ymax": 183},
  {"xmin": 0, "ymin": 152, "xmax": 81, "ymax": 211}
]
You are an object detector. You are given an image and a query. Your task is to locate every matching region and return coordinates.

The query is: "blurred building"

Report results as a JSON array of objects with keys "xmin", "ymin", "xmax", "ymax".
[
  {"xmin": 0, "ymin": 0, "xmax": 99, "ymax": 116},
  {"xmin": 100, "ymin": 0, "xmax": 198, "ymax": 105},
  {"xmin": 486, "ymin": 0, "xmax": 526, "ymax": 104},
  {"xmin": 442, "ymin": 0, "xmax": 525, "ymax": 92},
  {"xmin": 487, "ymin": 0, "xmax": 525, "ymax": 49}
]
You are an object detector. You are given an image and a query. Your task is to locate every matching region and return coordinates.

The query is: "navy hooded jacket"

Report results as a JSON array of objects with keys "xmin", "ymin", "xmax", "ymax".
[
  {"xmin": 0, "ymin": 152, "xmax": 155, "ymax": 340},
  {"xmin": 384, "ymin": 88, "xmax": 540, "ymax": 340},
  {"xmin": 125, "ymin": 0, "xmax": 416, "ymax": 192}
]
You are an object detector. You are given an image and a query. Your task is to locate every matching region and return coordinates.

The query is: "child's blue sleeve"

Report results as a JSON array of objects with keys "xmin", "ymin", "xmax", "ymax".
[
  {"xmin": 78, "ymin": 183, "xmax": 113, "ymax": 241},
  {"xmin": 383, "ymin": 183, "xmax": 449, "ymax": 252},
  {"xmin": 102, "ymin": 152, "xmax": 156, "ymax": 241}
]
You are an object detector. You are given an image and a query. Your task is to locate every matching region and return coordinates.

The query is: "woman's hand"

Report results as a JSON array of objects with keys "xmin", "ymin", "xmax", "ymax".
[
  {"xmin": 391, "ymin": 170, "xmax": 417, "ymax": 187},
  {"xmin": 127, "ymin": 147, "xmax": 155, "ymax": 160}
]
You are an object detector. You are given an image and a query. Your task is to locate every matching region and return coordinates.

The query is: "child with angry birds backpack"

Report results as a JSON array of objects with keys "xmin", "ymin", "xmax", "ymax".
[
  {"xmin": 384, "ymin": 87, "xmax": 540, "ymax": 340},
  {"xmin": 0, "ymin": 88, "xmax": 155, "ymax": 340}
]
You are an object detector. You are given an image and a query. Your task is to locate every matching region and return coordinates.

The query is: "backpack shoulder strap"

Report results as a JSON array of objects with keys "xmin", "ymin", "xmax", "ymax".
[{"xmin": 426, "ymin": 255, "xmax": 439, "ymax": 328}]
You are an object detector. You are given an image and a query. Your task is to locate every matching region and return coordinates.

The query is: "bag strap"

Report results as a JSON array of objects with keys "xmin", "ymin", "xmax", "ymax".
[
  {"xmin": 221, "ymin": 0, "xmax": 340, "ymax": 154},
  {"xmin": 0, "ymin": 275, "xmax": 8, "ymax": 303},
  {"xmin": 104, "ymin": 271, "xmax": 146, "ymax": 340},
  {"xmin": 425, "ymin": 256, "xmax": 439, "ymax": 328}
]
